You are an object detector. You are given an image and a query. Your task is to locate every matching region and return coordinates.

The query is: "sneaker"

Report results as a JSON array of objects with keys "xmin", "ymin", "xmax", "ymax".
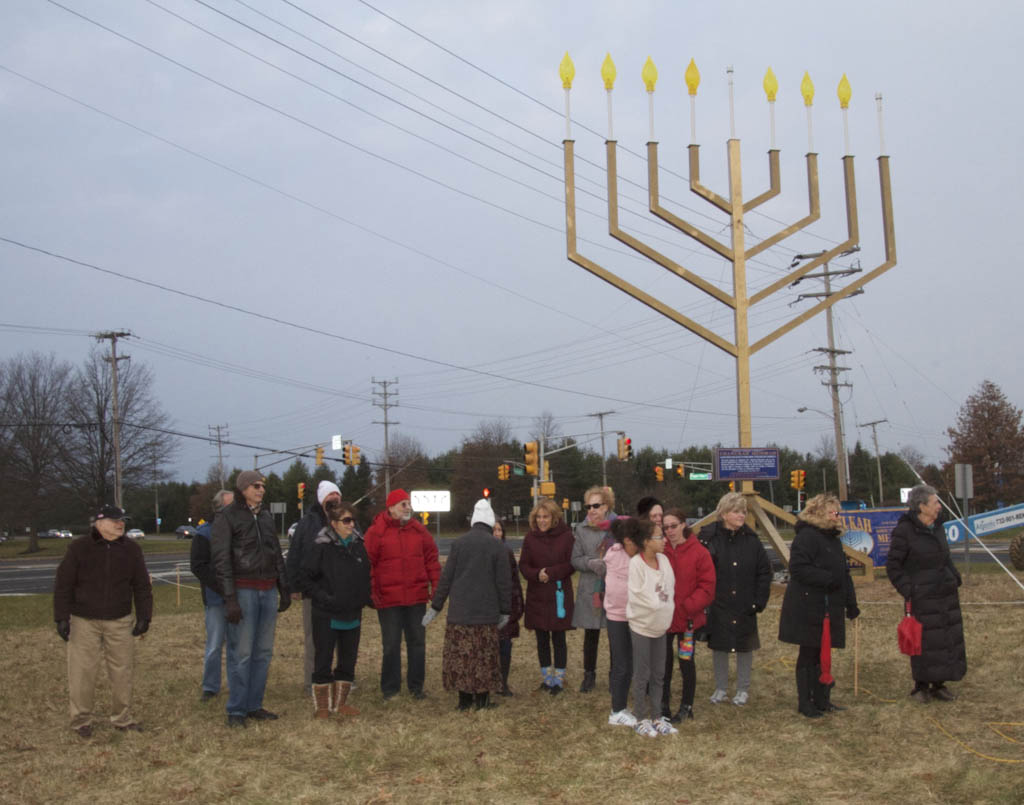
[
  {"xmin": 653, "ymin": 717, "xmax": 679, "ymax": 735},
  {"xmin": 732, "ymin": 691, "xmax": 749, "ymax": 706},
  {"xmin": 608, "ymin": 709, "xmax": 638, "ymax": 727},
  {"xmin": 634, "ymin": 718, "xmax": 658, "ymax": 738},
  {"xmin": 709, "ymin": 689, "xmax": 729, "ymax": 704}
]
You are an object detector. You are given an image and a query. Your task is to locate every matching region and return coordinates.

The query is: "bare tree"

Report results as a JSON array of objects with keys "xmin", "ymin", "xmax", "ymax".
[
  {"xmin": 531, "ymin": 410, "xmax": 562, "ymax": 446},
  {"xmin": 468, "ymin": 419, "xmax": 512, "ymax": 448},
  {"xmin": 0, "ymin": 354, "xmax": 74, "ymax": 552},
  {"xmin": 897, "ymin": 445, "xmax": 926, "ymax": 473},
  {"xmin": 813, "ymin": 433, "xmax": 835, "ymax": 462},
  {"xmin": 60, "ymin": 350, "xmax": 178, "ymax": 511}
]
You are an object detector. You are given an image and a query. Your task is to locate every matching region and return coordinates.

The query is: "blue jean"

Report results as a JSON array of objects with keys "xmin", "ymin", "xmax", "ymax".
[
  {"xmin": 225, "ymin": 587, "xmax": 279, "ymax": 716},
  {"xmin": 202, "ymin": 603, "xmax": 227, "ymax": 694}
]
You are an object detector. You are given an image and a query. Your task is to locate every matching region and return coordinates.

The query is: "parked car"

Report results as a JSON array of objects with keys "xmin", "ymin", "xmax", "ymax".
[
  {"xmin": 37, "ymin": 529, "xmax": 63, "ymax": 539},
  {"xmin": 60, "ymin": 530, "xmax": 73, "ymax": 539},
  {"xmin": 175, "ymin": 525, "xmax": 197, "ymax": 540},
  {"xmin": 126, "ymin": 529, "xmax": 145, "ymax": 540}
]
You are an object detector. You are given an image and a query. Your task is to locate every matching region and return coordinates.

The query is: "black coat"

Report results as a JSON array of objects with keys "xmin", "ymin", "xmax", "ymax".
[
  {"xmin": 778, "ymin": 521, "xmax": 858, "ymax": 648},
  {"xmin": 285, "ymin": 502, "xmax": 328, "ymax": 597},
  {"xmin": 886, "ymin": 512, "xmax": 966, "ymax": 683},
  {"xmin": 701, "ymin": 521, "xmax": 771, "ymax": 652},
  {"xmin": 299, "ymin": 527, "xmax": 372, "ymax": 621}
]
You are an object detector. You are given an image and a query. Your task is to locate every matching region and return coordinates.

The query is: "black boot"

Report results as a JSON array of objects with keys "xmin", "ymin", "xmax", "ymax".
[
  {"xmin": 499, "ymin": 653, "xmax": 513, "ymax": 696},
  {"xmin": 812, "ymin": 667, "xmax": 846, "ymax": 712},
  {"xmin": 673, "ymin": 704, "xmax": 694, "ymax": 721},
  {"xmin": 579, "ymin": 670, "xmax": 596, "ymax": 693},
  {"xmin": 797, "ymin": 667, "xmax": 823, "ymax": 719},
  {"xmin": 457, "ymin": 692, "xmax": 473, "ymax": 711},
  {"xmin": 474, "ymin": 692, "xmax": 496, "ymax": 710}
]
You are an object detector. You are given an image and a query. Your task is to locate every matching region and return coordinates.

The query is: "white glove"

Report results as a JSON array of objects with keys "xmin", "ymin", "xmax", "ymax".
[
  {"xmin": 497, "ymin": 614, "xmax": 510, "ymax": 630},
  {"xmin": 421, "ymin": 608, "xmax": 439, "ymax": 627}
]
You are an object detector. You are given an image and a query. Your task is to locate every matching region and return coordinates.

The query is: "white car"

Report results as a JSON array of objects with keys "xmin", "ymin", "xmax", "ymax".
[{"xmin": 126, "ymin": 529, "xmax": 145, "ymax": 540}]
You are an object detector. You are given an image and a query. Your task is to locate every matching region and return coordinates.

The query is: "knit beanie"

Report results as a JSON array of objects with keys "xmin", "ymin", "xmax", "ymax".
[
  {"xmin": 317, "ymin": 480, "xmax": 342, "ymax": 506},
  {"xmin": 386, "ymin": 489, "xmax": 410, "ymax": 507},
  {"xmin": 235, "ymin": 470, "xmax": 263, "ymax": 491},
  {"xmin": 471, "ymin": 498, "xmax": 496, "ymax": 528}
]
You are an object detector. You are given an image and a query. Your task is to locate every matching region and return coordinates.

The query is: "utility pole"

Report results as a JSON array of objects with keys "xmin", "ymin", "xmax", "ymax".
[
  {"xmin": 153, "ymin": 451, "xmax": 160, "ymax": 535},
  {"xmin": 209, "ymin": 424, "xmax": 229, "ymax": 489},
  {"xmin": 792, "ymin": 252, "xmax": 861, "ymax": 501},
  {"xmin": 372, "ymin": 378, "xmax": 399, "ymax": 497},
  {"xmin": 94, "ymin": 330, "xmax": 132, "ymax": 508},
  {"xmin": 858, "ymin": 418, "xmax": 888, "ymax": 506},
  {"xmin": 586, "ymin": 411, "xmax": 615, "ymax": 487}
]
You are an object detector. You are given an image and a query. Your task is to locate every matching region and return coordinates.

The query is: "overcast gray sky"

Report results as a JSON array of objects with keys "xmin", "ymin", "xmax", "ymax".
[{"xmin": 2, "ymin": 0, "xmax": 1020, "ymax": 483}]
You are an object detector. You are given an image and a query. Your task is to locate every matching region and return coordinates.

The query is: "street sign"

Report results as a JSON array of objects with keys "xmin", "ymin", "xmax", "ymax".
[
  {"xmin": 714, "ymin": 448, "xmax": 780, "ymax": 481},
  {"xmin": 954, "ymin": 464, "xmax": 974, "ymax": 499},
  {"xmin": 943, "ymin": 501, "xmax": 1024, "ymax": 543},
  {"xmin": 269, "ymin": 502, "xmax": 286, "ymax": 514},
  {"xmin": 411, "ymin": 490, "xmax": 451, "ymax": 513},
  {"xmin": 512, "ymin": 505, "xmax": 521, "ymax": 517},
  {"xmin": 331, "ymin": 434, "xmax": 342, "ymax": 451},
  {"xmin": 689, "ymin": 472, "xmax": 712, "ymax": 480},
  {"xmin": 899, "ymin": 487, "xmax": 913, "ymax": 503},
  {"xmin": 664, "ymin": 458, "xmax": 673, "ymax": 469},
  {"xmin": 513, "ymin": 466, "xmax": 525, "ymax": 476}
]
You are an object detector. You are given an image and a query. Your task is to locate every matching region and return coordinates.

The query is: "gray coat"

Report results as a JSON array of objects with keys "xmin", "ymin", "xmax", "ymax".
[{"xmin": 571, "ymin": 521, "xmax": 608, "ymax": 630}]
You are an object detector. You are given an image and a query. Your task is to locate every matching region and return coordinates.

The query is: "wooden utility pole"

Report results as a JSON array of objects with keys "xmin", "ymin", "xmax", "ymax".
[
  {"xmin": 94, "ymin": 330, "xmax": 131, "ymax": 508},
  {"xmin": 587, "ymin": 411, "xmax": 615, "ymax": 487}
]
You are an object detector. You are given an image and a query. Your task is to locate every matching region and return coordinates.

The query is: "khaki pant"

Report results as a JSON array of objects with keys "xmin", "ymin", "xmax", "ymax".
[{"xmin": 67, "ymin": 614, "xmax": 136, "ymax": 730}]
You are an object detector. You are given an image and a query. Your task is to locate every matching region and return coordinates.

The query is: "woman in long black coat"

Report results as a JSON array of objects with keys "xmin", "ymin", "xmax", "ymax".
[
  {"xmin": 700, "ymin": 492, "xmax": 771, "ymax": 707},
  {"xmin": 886, "ymin": 484, "xmax": 966, "ymax": 702},
  {"xmin": 778, "ymin": 494, "xmax": 859, "ymax": 718}
]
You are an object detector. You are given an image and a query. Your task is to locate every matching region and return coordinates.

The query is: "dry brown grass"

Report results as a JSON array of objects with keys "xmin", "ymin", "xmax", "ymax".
[{"xmin": 1, "ymin": 570, "xmax": 1022, "ymax": 805}]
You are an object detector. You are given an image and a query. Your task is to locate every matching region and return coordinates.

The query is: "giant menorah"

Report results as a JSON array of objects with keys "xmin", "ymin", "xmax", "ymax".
[{"xmin": 559, "ymin": 54, "xmax": 895, "ymax": 575}]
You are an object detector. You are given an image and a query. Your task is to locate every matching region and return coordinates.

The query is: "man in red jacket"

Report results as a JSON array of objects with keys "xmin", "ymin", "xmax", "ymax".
[{"xmin": 364, "ymin": 489, "xmax": 440, "ymax": 700}]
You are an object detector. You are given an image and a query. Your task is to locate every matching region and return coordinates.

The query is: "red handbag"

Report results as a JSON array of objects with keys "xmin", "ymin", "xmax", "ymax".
[{"xmin": 897, "ymin": 600, "xmax": 923, "ymax": 656}]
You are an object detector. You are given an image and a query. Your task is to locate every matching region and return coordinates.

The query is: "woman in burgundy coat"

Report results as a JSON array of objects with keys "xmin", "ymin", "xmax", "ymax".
[
  {"xmin": 660, "ymin": 507, "xmax": 716, "ymax": 722},
  {"xmin": 518, "ymin": 499, "xmax": 575, "ymax": 695}
]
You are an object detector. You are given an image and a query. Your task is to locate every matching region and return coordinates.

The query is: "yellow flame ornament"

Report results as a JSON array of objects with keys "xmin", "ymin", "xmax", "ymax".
[
  {"xmin": 837, "ymin": 74, "xmax": 851, "ymax": 109},
  {"xmin": 642, "ymin": 57, "xmax": 658, "ymax": 92},
  {"xmin": 801, "ymin": 71, "xmax": 815, "ymax": 106},
  {"xmin": 685, "ymin": 58, "xmax": 700, "ymax": 96},
  {"xmin": 601, "ymin": 53, "xmax": 616, "ymax": 90},
  {"xmin": 559, "ymin": 52, "xmax": 575, "ymax": 90},
  {"xmin": 763, "ymin": 67, "xmax": 778, "ymax": 102}
]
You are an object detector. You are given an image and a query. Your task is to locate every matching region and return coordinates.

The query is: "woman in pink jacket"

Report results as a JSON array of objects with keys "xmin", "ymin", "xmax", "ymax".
[{"xmin": 660, "ymin": 508, "xmax": 716, "ymax": 722}]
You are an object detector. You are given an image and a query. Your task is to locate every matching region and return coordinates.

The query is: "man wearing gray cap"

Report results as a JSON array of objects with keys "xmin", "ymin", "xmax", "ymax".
[
  {"xmin": 212, "ymin": 470, "xmax": 290, "ymax": 727},
  {"xmin": 53, "ymin": 504, "xmax": 152, "ymax": 737}
]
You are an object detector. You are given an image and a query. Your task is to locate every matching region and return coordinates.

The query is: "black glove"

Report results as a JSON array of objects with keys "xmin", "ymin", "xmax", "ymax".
[
  {"xmin": 846, "ymin": 605, "xmax": 860, "ymax": 621},
  {"xmin": 56, "ymin": 620, "xmax": 70, "ymax": 642},
  {"xmin": 131, "ymin": 619, "xmax": 150, "ymax": 636},
  {"xmin": 277, "ymin": 593, "xmax": 291, "ymax": 613},
  {"xmin": 225, "ymin": 596, "xmax": 243, "ymax": 624}
]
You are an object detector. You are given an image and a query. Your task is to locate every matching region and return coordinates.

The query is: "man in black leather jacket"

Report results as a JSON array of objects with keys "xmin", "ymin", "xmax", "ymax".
[{"xmin": 211, "ymin": 470, "xmax": 290, "ymax": 727}]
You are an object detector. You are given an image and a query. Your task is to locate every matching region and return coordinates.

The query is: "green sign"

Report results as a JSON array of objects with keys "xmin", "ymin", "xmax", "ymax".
[
  {"xmin": 688, "ymin": 472, "xmax": 712, "ymax": 480},
  {"xmin": 513, "ymin": 466, "xmax": 525, "ymax": 476}
]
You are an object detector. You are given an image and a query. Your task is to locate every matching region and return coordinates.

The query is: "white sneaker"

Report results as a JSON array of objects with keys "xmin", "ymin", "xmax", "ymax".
[
  {"xmin": 709, "ymin": 689, "xmax": 729, "ymax": 704},
  {"xmin": 608, "ymin": 709, "xmax": 637, "ymax": 727},
  {"xmin": 732, "ymin": 691, "xmax": 749, "ymax": 706},
  {"xmin": 634, "ymin": 718, "xmax": 658, "ymax": 738},
  {"xmin": 653, "ymin": 716, "xmax": 679, "ymax": 735}
]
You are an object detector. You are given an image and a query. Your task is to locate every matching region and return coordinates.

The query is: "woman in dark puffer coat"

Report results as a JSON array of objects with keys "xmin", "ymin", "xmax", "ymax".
[
  {"xmin": 887, "ymin": 484, "xmax": 966, "ymax": 703},
  {"xmin": 778, "ymin": 494, "xmax": 859, "ymax": 718},
  {"xmin": 518, "ymin": 499, "xmax": 575, "ymax": 694}
]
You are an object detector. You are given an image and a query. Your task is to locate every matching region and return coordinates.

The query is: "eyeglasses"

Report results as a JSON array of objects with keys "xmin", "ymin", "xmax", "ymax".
[
  {"xmin": 252, "ymin": 483, "xmax": 266, "ymax": 489},
  {"xmin": 584, "ymin": 502, "xmax": 604, "ymax": 510},
  {"xmin": 339, "ymin": 517, "xmax": 355, "ymax": 525}
]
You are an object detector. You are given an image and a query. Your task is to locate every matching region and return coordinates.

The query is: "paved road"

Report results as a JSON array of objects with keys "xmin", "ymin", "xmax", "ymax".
[{"xmin": 1, "ymin": 539, "xmax": 1008, "ymax": 597}]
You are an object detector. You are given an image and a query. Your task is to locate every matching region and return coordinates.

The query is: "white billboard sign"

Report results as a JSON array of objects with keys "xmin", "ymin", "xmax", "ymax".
[{"xmin": 411, "ymin": 490, "xmax": 451, "ymax": 513}]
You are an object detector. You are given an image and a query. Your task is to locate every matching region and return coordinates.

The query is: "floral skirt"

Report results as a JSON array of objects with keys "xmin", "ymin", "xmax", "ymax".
[{"xmin": 442, "ymin": 624, "xmax": 502, "ymax": 693}]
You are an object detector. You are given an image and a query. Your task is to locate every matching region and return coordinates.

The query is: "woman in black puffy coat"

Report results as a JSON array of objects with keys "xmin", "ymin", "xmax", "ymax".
[
  {"xmin": 778, "ymin": 494, "xmax": 859, "ymax": 718},
  {"xmin": 886, "ymin": 484, "xmax": 966, "ymax": 703}
]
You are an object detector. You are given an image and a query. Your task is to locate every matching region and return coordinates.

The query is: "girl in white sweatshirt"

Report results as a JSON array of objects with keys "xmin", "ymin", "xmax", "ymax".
[{"xmin": 626, "ymin": 518, "xmax": 677, "ymax": 737}]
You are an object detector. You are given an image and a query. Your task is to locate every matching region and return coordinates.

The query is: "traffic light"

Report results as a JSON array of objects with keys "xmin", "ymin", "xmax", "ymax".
[
  {"xmin": 498, "ymin": 464, "xmax": 510, "ymax": 481},
  {"xmin": 675, "ymin": 464, "xmax": 684, "ymax": 478},
  {"xmin": 543, "ymin": 460, "xmax": 550, "ymax": 481},
  {"xmin": 315, "ymin": 446, "xmax": 324, "ymax": 466},
  {"xmin": 655, "ymin": 466, "xmax": 664, "ymax": 482},
  {"xmin": 562, "ymin": 498, "xmax": 569, "ymax": 510},
  {"xmin": 790, "ymin": 469, "xmax": 806, "ymax": 490},
  {"xmin": 797, "ymin": 469, "xmax": 806, "ymax": 490},
  {"xmin": 351, "ymin": 445, "xmax": 361, "ymax": 465},
  {"xmin": 624, "ymin": 437, "xmax": 633, "ymax": 460},
  {"xmin": 728, "ymin": 481, "xmax": 735, "ymax": 492},
  {"xmin": 482, "ymin": 487, "xmax": 491, "ymax": 498},
  {"xmin": 540, "ymin": 481, "xmax": 556, "ymax": 497},
  {"xmin": 523, "ymin": 441, "xmax": 539, "ymax": 476},
  {"xmin": 420, "ymin": 512, "xmax": 429, "ymax": 526},
  {"xmin": 297, "ymin": 482, "xmax": 306, "ymax": 501},
  {"xmin": 343, "ymin": 444, "xmax": 353, "ymax": 465}
]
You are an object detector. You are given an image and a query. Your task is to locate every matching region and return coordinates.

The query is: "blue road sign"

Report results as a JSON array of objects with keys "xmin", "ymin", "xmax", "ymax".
[{"xmin": 943, "ymin": 501, "xmax": 1024, "ymax": 543}]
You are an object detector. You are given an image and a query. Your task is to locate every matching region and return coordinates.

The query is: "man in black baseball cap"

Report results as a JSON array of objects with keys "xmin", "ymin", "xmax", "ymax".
[{"xmin": 53, "ymin": 505, "xmax": 153, "ymax": 737}]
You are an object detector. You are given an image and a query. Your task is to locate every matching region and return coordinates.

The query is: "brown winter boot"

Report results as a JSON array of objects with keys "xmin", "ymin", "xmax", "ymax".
[
  {"xmin": 312, "ymin": 683, "xmax": 331, "ymax": 719},
  {"xmin": 333, "ymin": 681, "xmax": 359, "ymax": 716}
]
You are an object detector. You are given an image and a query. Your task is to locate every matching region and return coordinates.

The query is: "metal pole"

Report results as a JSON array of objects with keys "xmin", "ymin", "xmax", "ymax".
[
  {"xmin": 373, "ymin": 378, "xmax": 400, "ymax": 497},
  {"xmin": 94, "ymin": 331, "xmax": 132, "ymax": 509},
  {"xmin": 587, "ymin": 411, "xmax": 615, "ymax": 488}
]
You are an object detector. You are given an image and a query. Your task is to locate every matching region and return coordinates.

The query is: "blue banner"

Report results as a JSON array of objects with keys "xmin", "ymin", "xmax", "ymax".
[{"xmin": 837, "ymin": 507, "xmax": 905, "ymax": 567}]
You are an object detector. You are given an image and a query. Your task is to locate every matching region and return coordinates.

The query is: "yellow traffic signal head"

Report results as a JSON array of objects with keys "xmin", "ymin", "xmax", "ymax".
[{"xmin": 523, "ymin": 441, "xmax": 539, "ymax": 476}]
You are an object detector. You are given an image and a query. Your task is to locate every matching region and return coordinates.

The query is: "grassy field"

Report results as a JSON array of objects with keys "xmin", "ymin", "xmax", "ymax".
[{"xmin": 1, "ymin": 569, "xmax": 1022, "ymax": 804}]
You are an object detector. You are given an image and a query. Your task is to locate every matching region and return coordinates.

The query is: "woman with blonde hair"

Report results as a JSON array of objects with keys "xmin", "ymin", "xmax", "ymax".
[
  {"xmin": 700, "ymin": 492, "xmax": 771, "ymax": 707},
  {"xmin": 778, "ymin": 494, "xmax": 859, "ymax": 718},
  {"xmin": 518, "ymin": 498, "xmax": 575, "ymax": 694}
]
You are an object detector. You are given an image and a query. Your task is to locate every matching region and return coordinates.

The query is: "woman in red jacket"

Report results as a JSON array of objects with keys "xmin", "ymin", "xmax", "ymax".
[
  {"xmin": 518, "ymin": 499, "xmax": 575, "ymax": 695},
  {"xmin": 660, "ymin": 508, "xmax": 715, "ymax": 722}
]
